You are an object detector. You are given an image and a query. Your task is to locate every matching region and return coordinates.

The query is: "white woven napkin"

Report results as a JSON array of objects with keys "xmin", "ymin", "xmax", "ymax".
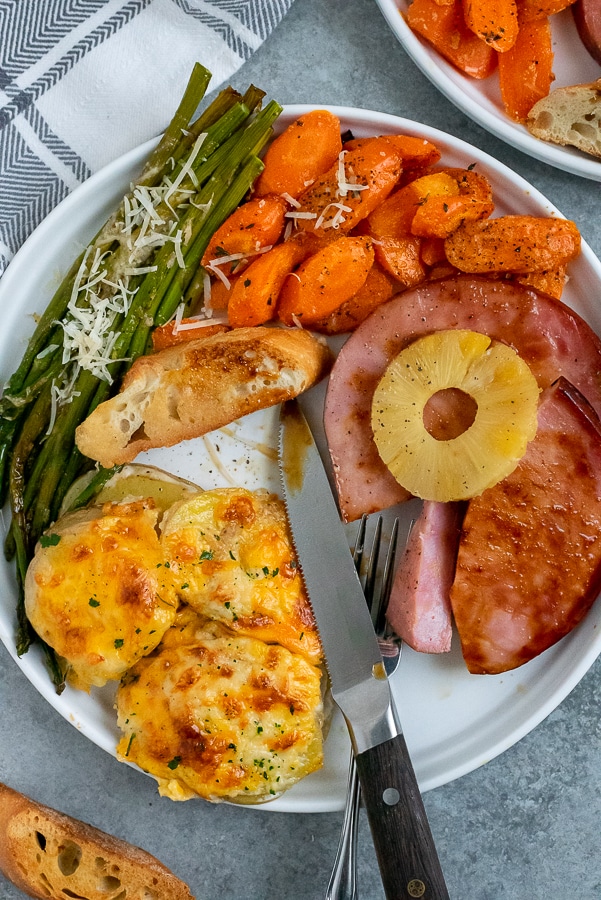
[{"xmin": 0, "ymin": 0, "xmax": 295, "ymax": 275}]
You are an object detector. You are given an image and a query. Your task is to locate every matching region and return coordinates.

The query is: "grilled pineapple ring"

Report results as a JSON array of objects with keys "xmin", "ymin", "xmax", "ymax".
[{"xmin": 371, "ymin": 329, "xmax": 539, "ymax": 501}]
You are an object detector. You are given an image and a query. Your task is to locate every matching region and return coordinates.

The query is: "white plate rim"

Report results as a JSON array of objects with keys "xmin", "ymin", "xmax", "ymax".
[{"xmin": 1, "ymin": 105, "xmax": 601, "ymax": 813}]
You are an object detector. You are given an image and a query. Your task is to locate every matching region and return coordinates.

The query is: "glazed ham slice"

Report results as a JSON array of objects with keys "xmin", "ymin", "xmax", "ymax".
[
  {"xmin": 324, "ymin": 275, "xmax": 601, "ymax": 521},
  {"xmin": 387, "ymin": 501, "xmax": 463, "ymax": 653},
  {"xmin": 450, "ymin": 378, "xmax": 601, "ymax": 675}
]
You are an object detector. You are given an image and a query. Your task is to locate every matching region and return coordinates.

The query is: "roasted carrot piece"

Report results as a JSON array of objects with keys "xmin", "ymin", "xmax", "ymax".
[
  {"xmin": 254, "ymin": 110, "xmax": 343, "ymax": 199},
  {"xmin": 206, "ymin": 275, "xmax": 239, "ymax": 310},
  {"xmin": 151, "ymin": 320, "xmax": 230, "ymax": 351},
  {"xmin": 311, "ymin": 262, "xmax": 400, "ymax": 335},
  {"xmin": 294, "ymin": 138, "xmax": 403, "ymax": 236},
  {"xmin": 405, "ymin": 0, "xmax": 498, "ymax": 79},
  {"xmin": 513, "ymin": 265, "xmax": 568, "ymax": 299},
  {"xmin": 227, "ymin": 239, "xmax": 309, "ymax": 328},
  {"xmin": 277, "ymin": 236, "xmax": 375, "ymax": 326},
  {"xmin": 519, "ymin": 0, "xmax": 576, "ymax": 21},
  {"xmin": 201, "ymin": 195, "xmax": 288, "ymax": 269},
  {"xmin": 363, "ymin": 173, "xmax": 454, "ymax": 285},
  {"xmin": 420, "ymin": 236, "xmax": 448, "ymax": 267},
  {"xmin": 463, "ymin": 0, "xmax": 519, "ymax": 51},
  {"xmin": 411, "ymin": 167, "xmax": 494, "ymax": 238},
  {"xmin": 343, "ymin": 134, "xmax": 442, "ymax": 169},
  {"xmin": 498, "ymin": 16, "xmax": 555, "ymax": 121},
  {"xmin": 444, "ymin": 215, "xmax": 581, "ymax": 273}
]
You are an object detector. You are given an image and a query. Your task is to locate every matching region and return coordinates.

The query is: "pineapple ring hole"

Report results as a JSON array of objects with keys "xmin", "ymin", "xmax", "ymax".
[{"xmin": 423, "ymin": 388, "xmax": 478, "ymax": 441}]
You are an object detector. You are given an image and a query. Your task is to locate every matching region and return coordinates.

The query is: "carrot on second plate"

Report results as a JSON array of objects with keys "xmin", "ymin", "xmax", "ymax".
[
  {"xmin": 405, "ymin": 0, "xmax": 498, "ymax": 79},
  {"xmin": 201, "ymin": 195, "xmax": 288, "ymax": 269},
  {"xmin": 444, "ymin": 215, "xmax": 581, "ymax": 273},
  {"xmin": 253, "ymin": 110, "xmax": 343, "ymax": 200},
  {"xmin": 293, "ymin": 138, "xmax": 403, "ymax": 236},
  {"xmin": 227, "ymin": 239, "xmax": 309, "ymax": 328},
  {"xmin": 277, "ymin": 236, "xmax": 375, "ymax": 326},
  {"xmin": 498, "ymin": 16, "xmax": 555, "ymax": 121},
  {"xmin": 462, "ymin": 0, "xmax": 519, "ymax": 51}
]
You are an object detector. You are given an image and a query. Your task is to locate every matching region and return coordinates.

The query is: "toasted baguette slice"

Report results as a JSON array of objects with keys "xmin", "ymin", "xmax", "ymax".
[
  {"xmin": 0, "ymin": 782, "xmax": 194, "ymax": 900},
  {"xmin": 75, "ymin": 326, "xmax": 332, "ymax": 468},
  {"xmin": 526, "ymin": 78, "xmax": 601, "ymax": 159}
]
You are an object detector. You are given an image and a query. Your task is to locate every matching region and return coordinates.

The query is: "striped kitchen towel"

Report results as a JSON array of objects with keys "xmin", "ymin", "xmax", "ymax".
[{"xmin": 0, "ymin": 0, "xmax": 295, "ymax": 276}]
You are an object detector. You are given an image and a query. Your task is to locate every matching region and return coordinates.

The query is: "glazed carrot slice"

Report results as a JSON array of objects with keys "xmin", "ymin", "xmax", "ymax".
[
  {"xmin": 293, "ymin": 138, "xmax": 402, "ymax": 236},
  {"xmin": 405, "ymin": 0, "xmax": 498, "ymax": 79},
  {"xmin": 277, "ymin": 236, "xmax": 375, "ymax": 326},
  {"xmin": 201, "ymin": 195, "xmax": 288, "ymax": 269},
  {"xmin": 463, "ymin": 0, "xmax": 519, "ymax": 51},
  {"xmin": 513, "ymin": 265, "xmax": 568, "ymax": 299},
  {"xmin": 312, "ymin": 262, "xmax": 400, "ymax": 335},
  {"xmin": 498, "ymin": 16, "xmax": 555, "ymax": 121},
  {"xmin": 207, "ymin": 274, "xmax": 238, "ymax": 310},
  {"xmin": 254, "ymin": 110, "xmax": 343, "ymax": 199},
  {"xmin": 227, "ymin": 239, "xmax": 309, "ymax": 328},
  {"xmin": 151, "ymin": 321, "xmax": 230, "ymax": 351},
  {"xmin": 519, "ymin": 0, "xmax": 576, "ymax": 20},
  {"xmin": 363, "ymin": 174, "xmax": 453, "ymax": 285},
  {"xmin": 343, "ymin": 134, "xmax": 442, "ymax": 169},
  {"xmin": 411, "ymin": 167, "xmax": 494, "ymax": 238},
  {"xmin": 444, "ymin": 215, "xmax": 581, "ymax": 273}
]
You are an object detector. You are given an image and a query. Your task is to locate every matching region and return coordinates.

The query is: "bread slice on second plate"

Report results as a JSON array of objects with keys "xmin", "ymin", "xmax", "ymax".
[{"xmin": 526, "ymin": 78, "xmax": 601, "ymax": 159}]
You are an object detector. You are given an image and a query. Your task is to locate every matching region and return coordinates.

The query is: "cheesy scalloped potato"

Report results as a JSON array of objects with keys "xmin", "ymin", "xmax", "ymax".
[
  {"xmin": 160, "ymin": 488, "xmax": 321, "ymax": 664},
  {"xmin": 24, "ymin": 470, "xmax": 325, "ymax": 803},
  {"xmin": 116, "ymin": 610, "xmax": 324, "ymax": 803},
  {"xmin": 24, "ymin": 499, "xmax": 178, "ymax": 690}
]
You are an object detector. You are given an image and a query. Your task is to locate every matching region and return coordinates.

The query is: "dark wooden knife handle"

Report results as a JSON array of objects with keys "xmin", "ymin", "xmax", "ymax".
[{"xmin": 355, "ymin": 732, "xmax": 450, "ymax": 899}]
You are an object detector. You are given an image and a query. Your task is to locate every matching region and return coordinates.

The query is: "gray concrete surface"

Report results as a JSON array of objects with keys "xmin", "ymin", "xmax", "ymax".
[{"xmin": 1, "ymin": 0, "xmax": 601, "ymax": 897}]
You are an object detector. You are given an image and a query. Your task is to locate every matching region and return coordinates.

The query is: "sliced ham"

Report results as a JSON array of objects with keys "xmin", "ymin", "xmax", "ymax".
[
  {"xmin": 324, "ymin": 275, "xmax": 601, "ymax": 522},
  {"xmin": 387, "ymin": 500, "xmax": 464, "ymax": 653},
  {"xmin": 450, "ymin": 377, "xmax": 601, "ymax": 675}
]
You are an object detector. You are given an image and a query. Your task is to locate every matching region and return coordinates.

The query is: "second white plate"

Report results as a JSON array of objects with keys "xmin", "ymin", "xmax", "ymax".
[{"xmin": 376, "ymin": 0, "xmax": 601, "ymax": 180}]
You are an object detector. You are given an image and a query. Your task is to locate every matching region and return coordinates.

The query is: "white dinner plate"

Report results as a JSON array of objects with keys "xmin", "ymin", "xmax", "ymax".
[
  {"xmin": 375, "ymin": 0, "xmax": 601, "ymax": 180},
  {"xmin": 2, "ymin": 106, "xmax": 601, "ymax": 814}
]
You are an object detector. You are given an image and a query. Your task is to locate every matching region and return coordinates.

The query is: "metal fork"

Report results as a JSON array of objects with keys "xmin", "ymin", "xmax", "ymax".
[{"xmin": 325, "ymin": 514, "xmax": 402, "ymax": 900}]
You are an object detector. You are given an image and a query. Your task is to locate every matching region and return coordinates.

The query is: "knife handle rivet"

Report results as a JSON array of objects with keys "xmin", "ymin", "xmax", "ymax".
[
  {"xmin": 382, "ymin": 787, "xmax": 400, "ymax": 806},
  {"xmin": 407, "ymin": 879, "xmax": 426, "ymax": 897}
]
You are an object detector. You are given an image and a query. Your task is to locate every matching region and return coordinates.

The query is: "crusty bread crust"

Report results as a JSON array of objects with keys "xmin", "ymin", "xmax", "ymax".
[
  {"xmin": 0, "ymin": 782, "xmax": 194, "ymax": 900},
  {"xmin": 75, "ymin": 326, "xmax": 332, "ymax": 468},
  {"xmin": 526, "ymin": 78, "xmax": 601, "ymax": 159}
]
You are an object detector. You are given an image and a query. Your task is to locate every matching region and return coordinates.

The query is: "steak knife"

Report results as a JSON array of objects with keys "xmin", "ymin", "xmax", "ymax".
[{"xmin": 279, "ymin": 399, "xmax": 449, "ymax": 900}]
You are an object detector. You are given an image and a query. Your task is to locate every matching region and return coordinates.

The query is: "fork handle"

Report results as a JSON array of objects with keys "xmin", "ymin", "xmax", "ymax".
[{"xmin": 355, "ymin": 732, "xmax": 450, "ymax": 900}]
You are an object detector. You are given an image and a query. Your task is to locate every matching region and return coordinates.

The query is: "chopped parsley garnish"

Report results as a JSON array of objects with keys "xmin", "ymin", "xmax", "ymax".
[
  {"xmin": 167, "ymin": 756, "xmax": 181, "ymax": 770},
  {"xmin": 88, "ymin": 598, "xmax": 100, "ymax": 608},
  {"xmin": 40, "ymin": 533, "xmax": 61, "ymax": 548}
]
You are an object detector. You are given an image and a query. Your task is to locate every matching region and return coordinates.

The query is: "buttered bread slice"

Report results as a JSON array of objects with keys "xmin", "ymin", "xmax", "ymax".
[{"xmin": 75, "ymin": 326, "xmax": 332, "ymax": 468}]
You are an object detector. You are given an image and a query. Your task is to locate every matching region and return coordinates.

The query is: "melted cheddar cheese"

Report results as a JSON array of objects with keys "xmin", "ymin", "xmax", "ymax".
[
  {"xmin": 116, "ymin": 610, "xmax": 324, "ymax": 803},
  {"xmin": 24, "ymin": 500, "xmax": 178, "ymax": 690},
  {"xmin": 160, "ymin": 488, "xmax": 321, "ymax": 665}
]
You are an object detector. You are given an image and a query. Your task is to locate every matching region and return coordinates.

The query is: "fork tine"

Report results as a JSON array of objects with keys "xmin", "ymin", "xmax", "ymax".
[
  {"xmin": 373, "ymin": 517, "xmax": 399, "ymax": 635},
  {"xmin": 352, "ymin": 513, "xmax": 368, "ymax": 571},
  {"xmin": 364, "ymin": 516, "xmax": 383, "ymax": 614}
]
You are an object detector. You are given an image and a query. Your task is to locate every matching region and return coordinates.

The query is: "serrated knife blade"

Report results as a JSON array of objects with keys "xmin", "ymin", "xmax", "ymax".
[{"xmin": 279, "ymin": 399, "xmax": 449, "ymax": 900}]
